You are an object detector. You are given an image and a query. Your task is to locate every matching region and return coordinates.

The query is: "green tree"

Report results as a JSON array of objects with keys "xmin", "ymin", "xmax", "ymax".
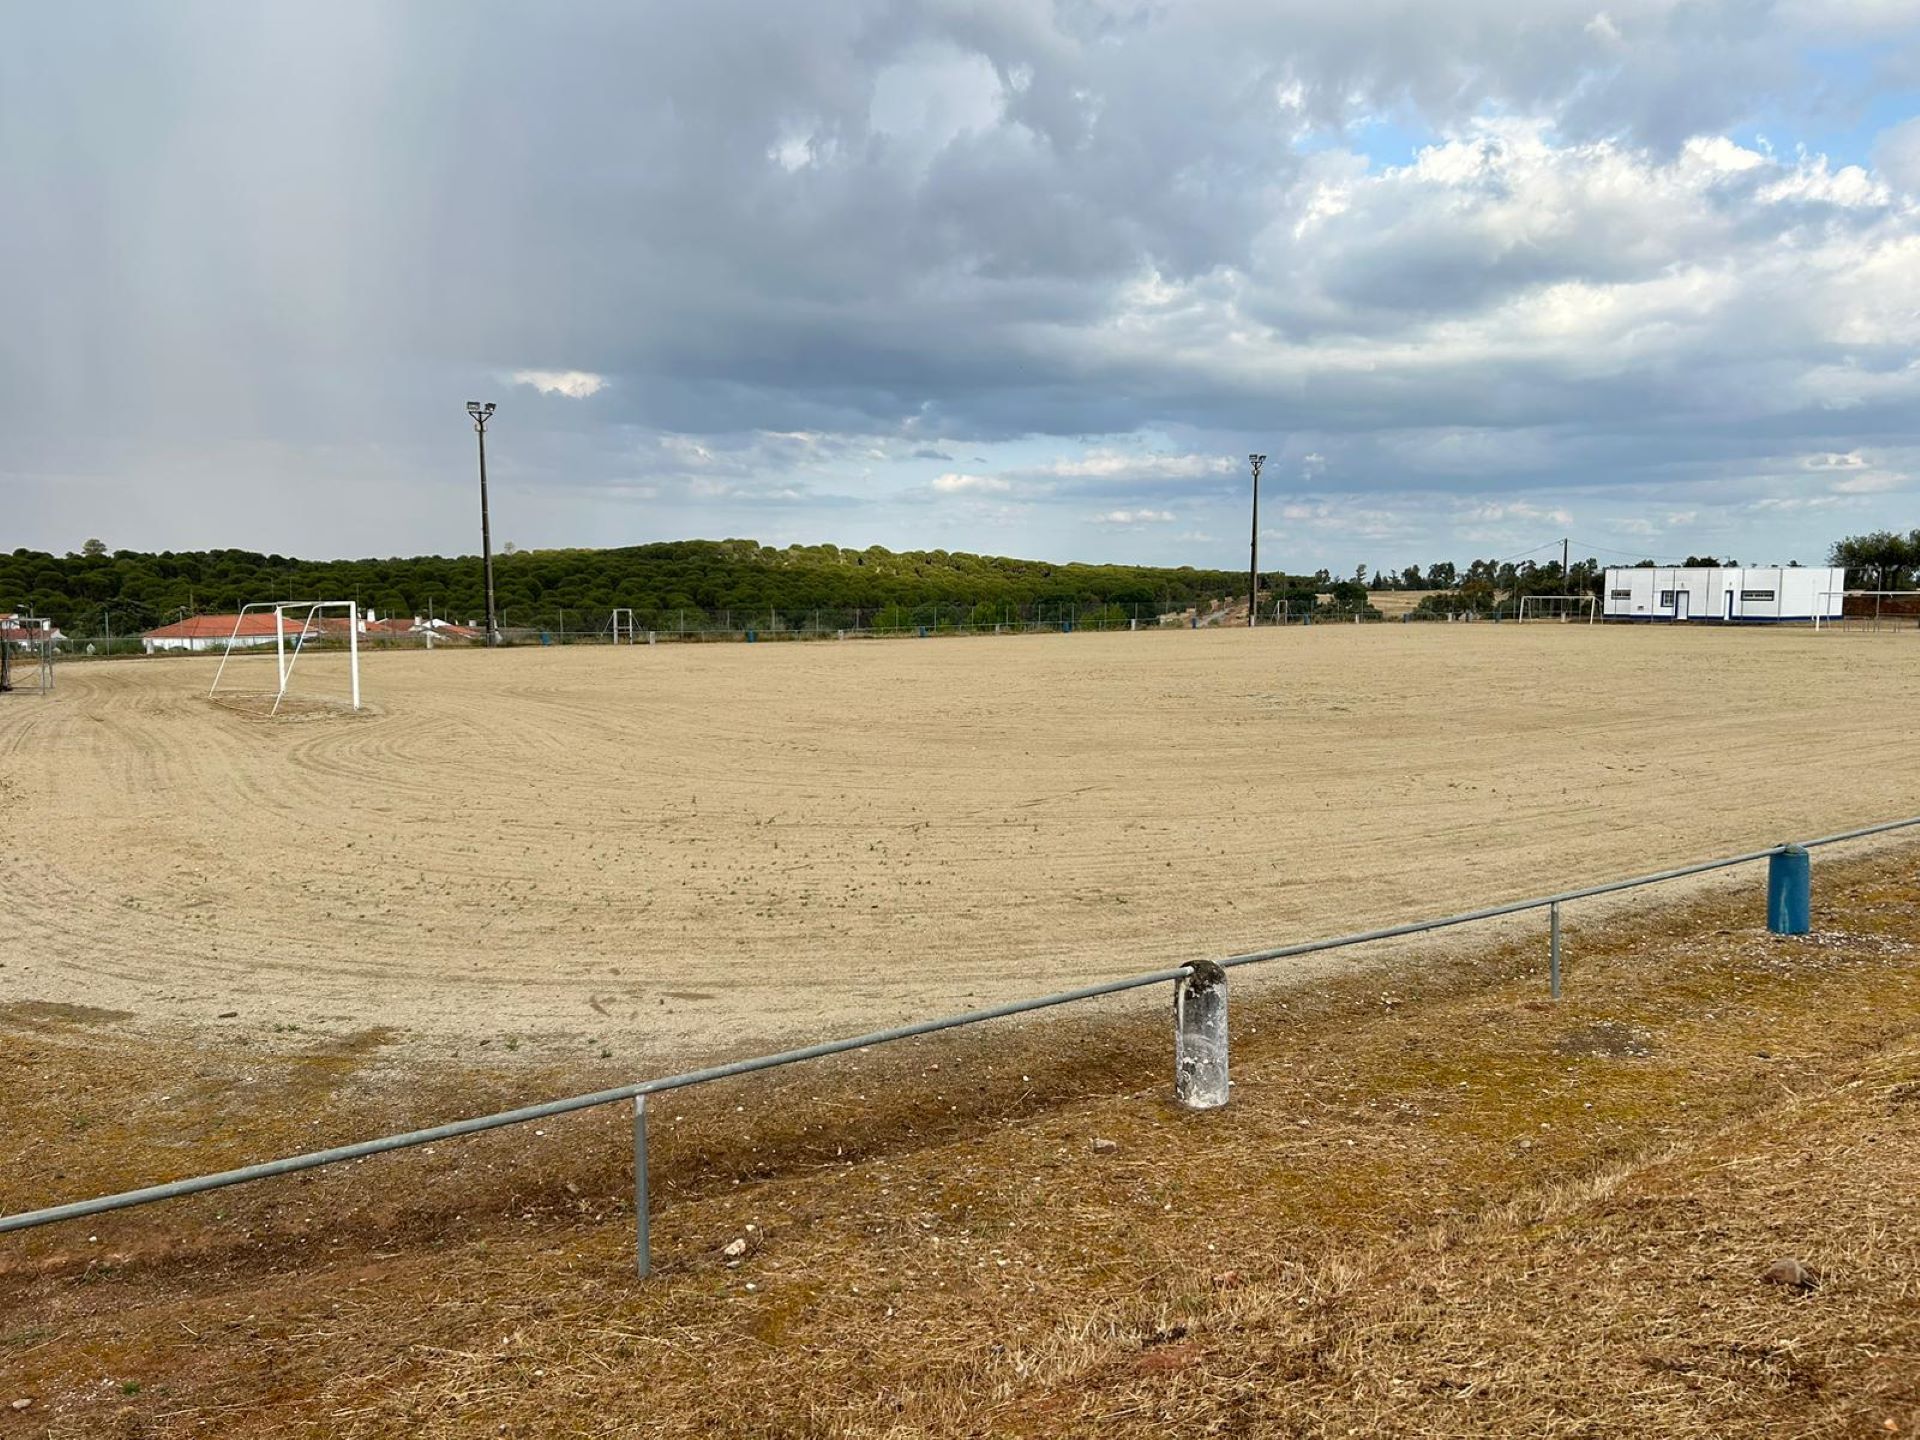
[{"xmin": 1830, "ymin": 530, "xmax": 1917, "ymax": 592}]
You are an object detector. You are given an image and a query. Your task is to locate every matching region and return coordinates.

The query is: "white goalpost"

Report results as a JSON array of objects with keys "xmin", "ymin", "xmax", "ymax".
[
  {"xmin": 1815, "ymin": 591, "xmax": 1920, "ymax": 631},
  {"xmin": 1516, "ymin": 594, "xmax": 1597, "ymax": 624},
  {"xmin": 608, "ymin": 607, "xmax": 636, "ymax": 644},
  {"xmin": 209, "ymin": 601, "xmax": 361, "ymax": 715}
]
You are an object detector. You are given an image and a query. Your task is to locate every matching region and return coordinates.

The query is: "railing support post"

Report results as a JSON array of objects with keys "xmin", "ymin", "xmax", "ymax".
[
  {"xmin": 1549, "ymin": 902, "xmax": 1562, "ymax": 999},
  {"xmin": 634, "ymin": 1094, "xmax": 651, "ymax": 1278},
  {"xmin": 1174, "ymin": 961, "xmax": 1229, "ymax": 1109},
  {"xmin": 1768, "ymin": 845, "xmax": 1811, "ymax": 935}
]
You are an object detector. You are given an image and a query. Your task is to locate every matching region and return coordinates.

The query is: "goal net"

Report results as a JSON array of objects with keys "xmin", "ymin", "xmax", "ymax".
[
  {"xmin": 1516, "ymin": 594, "xmax": 1597, "ymax": 624},
  {"xmin": 209, "ymin": 601, "xmax": 362, "ymax": 716}
]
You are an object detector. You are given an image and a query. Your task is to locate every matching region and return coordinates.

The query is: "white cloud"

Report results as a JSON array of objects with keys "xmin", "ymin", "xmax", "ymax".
[
  {"xmin": 932, "ymin": 472, "xmax": 1011, "ymax": 493},
  {"xmin": 1094, "ymin": 509, "xmax": 1176, "ymax": 524},
  {"xmin": 1038, "ymin": 451, "xmax": 1232, "ymax": 481},
  {"xmin": 1828, "ymin": 470, "xmax": 1910, "ymax": 495},
  {"xmin": 1459, "ymin": 500, "xmax": 1574, "ymax": 527},
  {"xmin": 512, "ymin": 370, "xmax": 608, "ymax": 399},
  {"xmin": 1876, "ymin": 117, "xmax": 1920, "ymax": 193}
]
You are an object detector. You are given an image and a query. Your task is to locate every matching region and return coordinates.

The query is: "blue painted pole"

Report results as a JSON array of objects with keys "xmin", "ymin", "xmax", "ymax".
[{"xmin": 1767, "ymin": 845, "xmax": 1811, "ymax": 935}]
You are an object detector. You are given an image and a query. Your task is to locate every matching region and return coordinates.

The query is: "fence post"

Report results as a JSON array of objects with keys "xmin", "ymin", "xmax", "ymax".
[
  {"xmin": 1549, "ymin": 902, "xmax": 1562, "ymax": 999},
  {"xmin": 634, "ymin": 1095, "xmax": 651, "ymax": 1278},
  {"xmin": 1768, "ymin": 845, "xmax": 1811, "ymax": 935},
  {"xmin": 1174, "ymin": 961, "xmax": 1229, "ymax": 1109}
]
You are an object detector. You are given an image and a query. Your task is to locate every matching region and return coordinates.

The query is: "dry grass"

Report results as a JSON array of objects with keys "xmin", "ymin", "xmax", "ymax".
[{"xmin": 2, "ymin": 847, "xmax": 1917, "ymax": 1437}]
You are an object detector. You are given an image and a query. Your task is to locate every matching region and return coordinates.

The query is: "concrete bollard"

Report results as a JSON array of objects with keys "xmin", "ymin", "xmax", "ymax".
[
  {"xmin": 633, "ymin": 1094, "xmax": 651, "ymax": 1278},
  {"xmin": 1768, "ymin": 845, "xmax": 1811, "ymax": 935},
  {"xmin": 1174, "ymin": 960, "xmax": 1229, "ymax": 1109},
  {"xmin": 647, "ymin": 631, "xmax": 656, "ymax": 646}
]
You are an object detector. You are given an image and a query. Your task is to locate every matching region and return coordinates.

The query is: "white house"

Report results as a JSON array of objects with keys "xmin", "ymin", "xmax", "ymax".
[
  {"xmin": 1601, "ymin": 566, "xmax": 1845, "ymax": 623},
  {"xmin": 141, "ymin": 613, "xmax": 307, "ymax": 653}
]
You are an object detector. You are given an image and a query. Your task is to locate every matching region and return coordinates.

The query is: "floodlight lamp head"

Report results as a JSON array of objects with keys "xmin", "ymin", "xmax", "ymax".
[{"xmin": 466, "ymin": 401, "xmax": 483, "ymax": 414}]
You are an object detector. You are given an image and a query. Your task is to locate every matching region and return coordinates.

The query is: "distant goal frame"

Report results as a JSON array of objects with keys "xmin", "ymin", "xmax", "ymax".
[
  {"xmin": 1516, "ymin": 594, "xmax": 1597, "ymax": 625},
  {"xmin": 1814, "ymin": 591, "xmax": 1920, "ymax": 631},
  {"xmin": 209, "ymin": 601, "xmax": 362, "ymax": 715}
]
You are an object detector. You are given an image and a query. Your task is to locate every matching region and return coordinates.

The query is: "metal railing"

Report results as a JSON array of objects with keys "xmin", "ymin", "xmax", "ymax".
[{"xmin": 5, "ymin": 814, "xmax": 1918, "ymax": 1275}]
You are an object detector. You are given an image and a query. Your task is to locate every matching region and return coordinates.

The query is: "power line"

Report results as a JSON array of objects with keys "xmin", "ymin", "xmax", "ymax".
[{"xmin": 1567, "ymin": 536, "xmax": 1695, "ymax": 564}]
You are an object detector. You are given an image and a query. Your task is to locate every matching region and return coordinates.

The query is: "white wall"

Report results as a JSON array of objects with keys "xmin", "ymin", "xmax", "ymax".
[
  {"xmin": 143, "ymin": 633, "xmax": 279, "ymax": 654},
  {"xmin": 1602, "ymin": 567, "xmax": 1844, "ymax": 621}
]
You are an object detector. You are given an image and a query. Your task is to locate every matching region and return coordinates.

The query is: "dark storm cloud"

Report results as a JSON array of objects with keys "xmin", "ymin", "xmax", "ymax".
[{"xmin": 2, "ymin": 0, "xmax": 1918, "ymax": 563}]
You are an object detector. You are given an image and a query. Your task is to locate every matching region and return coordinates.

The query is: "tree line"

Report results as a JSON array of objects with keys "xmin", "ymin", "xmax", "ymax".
[
  {"xmin": 0, "ymin": 539, "xmax": 1256, "ymax": 636},
  {"xmin": 6, "ymin": 527, "xmax": 1908, "ymax": 637}
]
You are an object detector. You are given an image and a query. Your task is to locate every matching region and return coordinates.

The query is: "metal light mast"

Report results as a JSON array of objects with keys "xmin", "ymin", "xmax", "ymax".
[
  {"xmin": 467, "ymin": 401, "xmax": 500, "ymax": 647},
  {"xmin": 1247, "ymin": 453, "xmax": 1267, "ymax": 627}
]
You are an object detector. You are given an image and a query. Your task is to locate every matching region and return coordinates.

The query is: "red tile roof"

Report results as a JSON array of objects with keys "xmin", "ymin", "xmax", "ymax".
[{"xmin": 142, "ymin": 614, "xmax": 305, "ymax": 640}]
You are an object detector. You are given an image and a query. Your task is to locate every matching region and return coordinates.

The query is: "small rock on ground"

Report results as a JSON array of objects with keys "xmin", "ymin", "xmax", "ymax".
[{"xmin": 1761, "ymin": 1257, "xmax": 1819, "ymax": 1290}]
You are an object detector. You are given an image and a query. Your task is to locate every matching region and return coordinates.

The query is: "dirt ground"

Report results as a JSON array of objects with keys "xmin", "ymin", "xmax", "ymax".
[{"xmin": 1, "ymin": 624, "xmax": 1917, "ymax": 1067}]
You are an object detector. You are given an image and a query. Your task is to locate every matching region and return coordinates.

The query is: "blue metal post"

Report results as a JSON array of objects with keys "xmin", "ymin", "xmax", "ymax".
[{"xmin": 1767, "ymin": 845, "xmax": 1811, "ymax": 935}]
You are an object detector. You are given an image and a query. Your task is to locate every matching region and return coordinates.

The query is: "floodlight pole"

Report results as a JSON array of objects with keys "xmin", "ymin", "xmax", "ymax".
[
  {"xmin": 468, "ymin": 402, "xmax": 500, "ymax": 647},
  {"xmin": 1247, "ymin": 454, "xmax": 1266, "ymax": 627}
]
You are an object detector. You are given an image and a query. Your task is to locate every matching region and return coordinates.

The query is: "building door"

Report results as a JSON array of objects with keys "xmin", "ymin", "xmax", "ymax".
[
  {"xmin": 1725, "ymin": 590, "xmax": 1735, "ymax": 620},
  {"xmin": 1674, "ymin": 590, "xmax": 1691, "ymax": 621}
]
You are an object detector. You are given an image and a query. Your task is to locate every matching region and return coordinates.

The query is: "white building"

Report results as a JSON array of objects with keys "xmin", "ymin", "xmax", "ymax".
[
  {"xmin": 1601, "ymin": 566, "xmax": 1845, "ymax": 623},
  {"xmin": 141, "ymin": 613, "xmax": 306, "ymax": 653}
]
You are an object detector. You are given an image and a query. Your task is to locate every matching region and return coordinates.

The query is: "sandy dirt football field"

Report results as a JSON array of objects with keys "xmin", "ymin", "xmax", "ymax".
[{"xmin": 1, "ymin": 624, "xmax": 1915, "ymax": 1062}]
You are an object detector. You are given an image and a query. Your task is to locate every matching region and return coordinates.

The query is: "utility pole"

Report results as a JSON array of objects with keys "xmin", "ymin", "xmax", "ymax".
[
  {"xmin": 466, "ymin": 401, "xmax": 500, "ymax": 646},
  {"xmin": 1563, "ymin": 536, "xmax": 1570, "ymax": 585},
  {"xmin": 1247, "ymin": 453, "xmax": 1266, "ymax": 627}
]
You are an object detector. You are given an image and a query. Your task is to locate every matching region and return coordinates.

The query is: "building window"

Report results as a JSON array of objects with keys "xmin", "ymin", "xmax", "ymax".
[
  {"xmin": 1659, "ymin": 591, "xmax": 1677, "ymax": 606},
  {"xmin": 1740, "ymin": 589, "xmax": 1775, "ymax": 602},
  {"xmin": 1610, "ymin": 589, "xmax": 1631, "ymax": 599}
]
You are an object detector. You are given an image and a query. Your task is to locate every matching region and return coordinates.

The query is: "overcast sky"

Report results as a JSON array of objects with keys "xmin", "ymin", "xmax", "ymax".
[{"xmin": 4, "ymin": 1, "xmax": 1919, "ymax": 572}]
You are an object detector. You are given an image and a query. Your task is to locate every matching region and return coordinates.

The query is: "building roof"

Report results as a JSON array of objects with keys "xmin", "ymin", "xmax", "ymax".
[{"xmin": 142, "ymin": 613, "xmax": 305, "ymax": 640}]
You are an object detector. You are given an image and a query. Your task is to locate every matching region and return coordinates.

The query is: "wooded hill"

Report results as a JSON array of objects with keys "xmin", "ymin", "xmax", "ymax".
[{"xmin": 1, "ymin": 539, "xmax": 1251, "ymax": 635}]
